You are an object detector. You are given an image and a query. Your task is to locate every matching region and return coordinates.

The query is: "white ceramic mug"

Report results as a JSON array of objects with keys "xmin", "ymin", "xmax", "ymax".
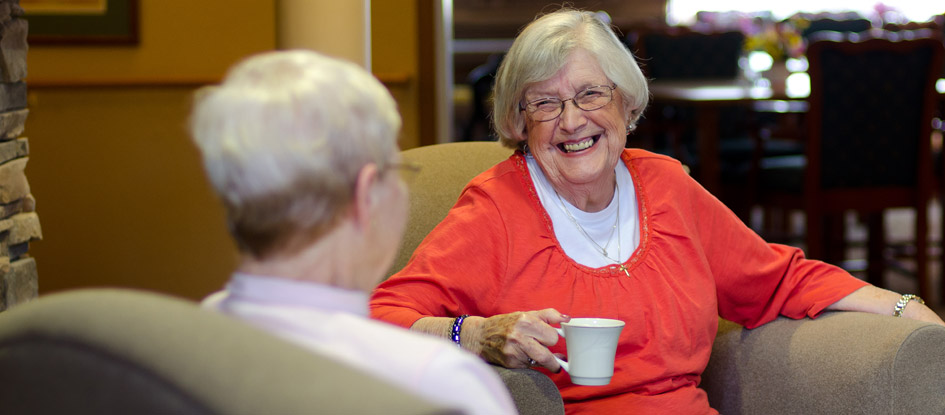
[{"xmin": 553, "ymin": 318, "xmax": 625, "ymax": 386}]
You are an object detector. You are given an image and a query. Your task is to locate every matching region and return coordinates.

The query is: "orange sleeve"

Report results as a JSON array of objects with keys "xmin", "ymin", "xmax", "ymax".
[
  {"xmin": 370, "ymin": 182, "xmax": 512, "ymax": 328},
  {"xmin": 674, "ymin": 168, "xmax": 868, "ymax": 328}
]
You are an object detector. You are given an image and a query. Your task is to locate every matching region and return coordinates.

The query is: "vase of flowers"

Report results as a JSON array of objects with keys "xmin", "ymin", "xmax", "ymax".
[
  {"xmin": 743, "ymin": 16, "xmax": 807, "ymax": 94},
  {"xmin": 743, "ymin": 17, "xmax": 807, "ymax": 61}
]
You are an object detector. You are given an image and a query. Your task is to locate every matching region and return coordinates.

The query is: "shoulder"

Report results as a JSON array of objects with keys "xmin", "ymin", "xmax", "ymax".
[
  {"xmin": 355, "ymin": 317, "xmax": 506, "ymax": 382},
  {"xmin": 622, "ymin": 148, "xmax": 695, "ymax": 189},
  {"xmin": 313, "ymin": 316, "xmax": 515, "ymax": 414},
  {"xmin": 456, "ymin": 154, "xmax": 534, "ymax": 213},
  {"xmin": 466, "ymin": 154, "xmax": 528, "ymax": 193},
  {"xmin": 355, "ymin": 315, "xmax": 472, "ymax": 357},
  {"xmin": 623, "ymin": 148, "xmax": 688, "ymax": 175}
]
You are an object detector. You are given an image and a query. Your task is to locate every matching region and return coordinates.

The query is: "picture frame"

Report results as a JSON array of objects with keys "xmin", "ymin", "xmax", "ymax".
[{"xmin": 22, "ymin": 0, "xmax": 139, "ymax": 45}]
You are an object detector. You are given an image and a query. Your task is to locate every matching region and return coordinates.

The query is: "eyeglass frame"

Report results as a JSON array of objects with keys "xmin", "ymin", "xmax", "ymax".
[
  {"xmin": 519, "ymin": 83, "xmax": 618, "ymax": 122},
  {"xmin": 381, "ymin": 160, "xmax": 422, "ymax": 182}
]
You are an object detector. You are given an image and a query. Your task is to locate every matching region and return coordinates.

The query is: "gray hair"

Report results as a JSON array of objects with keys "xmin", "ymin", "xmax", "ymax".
[
  {"xmin": 189, "ymin": 50, "xmax": 401, "ymax": 259},
  {"xmin": 492, "ymin": 8, "xmax": 649, "ymax": 149}
]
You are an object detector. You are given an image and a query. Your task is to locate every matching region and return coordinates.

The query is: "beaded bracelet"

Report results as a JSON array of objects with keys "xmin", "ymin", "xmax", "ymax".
[
  {"xmin": 450, "ymin": 314, "xmax": 469, "ymax": 347},
  {"xmin": 893, "ymin": 294, "xmax": 925, "ymax": 317}
]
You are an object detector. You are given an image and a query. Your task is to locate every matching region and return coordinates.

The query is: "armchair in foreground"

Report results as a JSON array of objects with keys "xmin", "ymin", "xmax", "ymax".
[{"xmin": 0, "ymin": 288, "xmax": 461, "ymax": 415}]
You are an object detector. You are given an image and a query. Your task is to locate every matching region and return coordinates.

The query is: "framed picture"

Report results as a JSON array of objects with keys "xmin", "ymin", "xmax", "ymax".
[{"xmin": 22, "ymin": 0, "xmax": 139, "ymax": 45}]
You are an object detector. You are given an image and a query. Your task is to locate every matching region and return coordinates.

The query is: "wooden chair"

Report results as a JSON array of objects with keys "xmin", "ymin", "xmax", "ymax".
[
  {"xmin": 756, "ymin": 30, "xmax": 945, "ymax": 303},
  {"xmin": 628, "ymin": 27, "xmax": 747, "ymax": 165},
  {"xmin": 628, "ymin": 27, "xmax": 785, "ymax": 221},
  {"xmin": 630, "ymin": 28, "xmax": 745, "ymax": 81},
  {"xmin": 800, "ymin": 17, "xmax": 872, "ymax": 40}
]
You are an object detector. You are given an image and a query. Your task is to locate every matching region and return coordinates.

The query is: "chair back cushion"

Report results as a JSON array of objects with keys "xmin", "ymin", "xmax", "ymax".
[
  {"xmin": 0, "ymin": 289, "xmax": 461, "ymax": 415},
  {"xmin": 806, "ymin": 31, "xmax": 944, "ymax": 189},
  {"xmin": 632, "ymin": 29, "xmax": 745, "ymax": 80},
  {"xmin": 801, "ymin": 17, "xmax": 872, "ymax": 40},
  {"xmin": 388, "ymin": 141, "xmax": 513, "ymax": 276}
]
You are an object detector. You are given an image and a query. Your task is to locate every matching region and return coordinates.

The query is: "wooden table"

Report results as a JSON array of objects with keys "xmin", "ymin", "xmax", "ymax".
[
  {"xmin": 648, "ymin": 77, "xmax": 945, "ymax": 194},
  {"xmin": 648, "ymin": 79, "xmax": 809, "ymax": 194}
]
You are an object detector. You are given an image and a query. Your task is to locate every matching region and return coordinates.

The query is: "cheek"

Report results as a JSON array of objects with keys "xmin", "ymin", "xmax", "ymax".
[
  {"xmin": 602, "ymin": 111, "xmax": 628, "ymax": 138},
  {"xmin": 524, "ymin": 120, "xmax": 555, "ymax": 147}
]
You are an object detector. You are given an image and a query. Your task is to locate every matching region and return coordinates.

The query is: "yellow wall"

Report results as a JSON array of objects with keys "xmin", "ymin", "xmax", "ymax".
[
  {"xmin": 27, "ymin": 0, "xmax": 276, "ymax": 300},
  {"xmin": 279, "ymin": 0, "xmax": 369, "ymax": 68},
  {"xmin": 372, "ymin": 0, "xmax": 420, "ymax": 150},
  {"xmin": 27, "ymin": 1, "xmax": 276, "ymax": 84},
  {"xmin": 27, "ymin": 87, "xmax": 239, "ymax": 299},
  {"xmin": 26, "ymin": 0, "xmax": 425, "ymax": 301}
]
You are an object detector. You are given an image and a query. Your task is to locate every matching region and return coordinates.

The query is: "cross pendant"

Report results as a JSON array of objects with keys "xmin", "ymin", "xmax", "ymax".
[{"xmin": 616, "ymin": 264, "xmax": 629, "ymax": 277}]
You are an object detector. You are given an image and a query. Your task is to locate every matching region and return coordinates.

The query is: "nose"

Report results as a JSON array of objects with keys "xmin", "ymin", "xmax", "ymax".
[{"xmin": 557, "ymin": 99, "xmax": 587, "ymax": 132}]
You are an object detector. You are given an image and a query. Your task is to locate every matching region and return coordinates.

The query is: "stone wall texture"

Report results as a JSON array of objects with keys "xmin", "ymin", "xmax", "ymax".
[{"xmin": 0, "ymin": 0, "xmax": 39, "ymax": 312}]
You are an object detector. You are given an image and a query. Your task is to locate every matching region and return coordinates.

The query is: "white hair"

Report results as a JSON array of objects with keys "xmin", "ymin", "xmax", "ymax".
[
  {"xmin": 189, "ymin": 49, "xmax": 401, "ymax": 258},
  {"xmin": 492, "ymin": 8, "xmax": 649, "ymax": 149}
]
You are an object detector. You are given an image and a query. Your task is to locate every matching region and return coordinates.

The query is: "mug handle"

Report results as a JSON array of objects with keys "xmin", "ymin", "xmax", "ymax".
[{"xmin": 554, "ymin": 327, "xmax": 569, "ymax": 373}]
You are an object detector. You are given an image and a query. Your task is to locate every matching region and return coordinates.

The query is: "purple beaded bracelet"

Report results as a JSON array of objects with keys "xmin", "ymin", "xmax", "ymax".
[{"xmin": 450, "ymin": 314, "xmax": 469, "ymax": 347}]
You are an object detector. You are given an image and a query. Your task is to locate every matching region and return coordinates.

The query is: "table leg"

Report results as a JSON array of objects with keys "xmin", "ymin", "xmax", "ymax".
[{"xmin": 695, "ymin": 107, "xmax": 721, "ymax": 195}]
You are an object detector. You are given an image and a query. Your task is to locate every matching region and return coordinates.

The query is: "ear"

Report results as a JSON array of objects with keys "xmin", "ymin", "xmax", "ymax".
[
  {"xmin": 352, "ymin": 163, "xmax": 380, "ymax": 230},
  {"xmin": 511, "ymin": 120, "xmax": 529, "ymax": 145}
]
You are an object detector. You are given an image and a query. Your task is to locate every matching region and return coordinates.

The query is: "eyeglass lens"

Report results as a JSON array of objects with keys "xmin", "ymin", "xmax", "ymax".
[{"xmin": 525, "ymin": 85, "xmax": 615, "ymax": 121}]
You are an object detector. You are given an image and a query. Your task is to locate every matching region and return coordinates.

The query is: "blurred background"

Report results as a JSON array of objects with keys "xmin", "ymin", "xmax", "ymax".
[{"xmin": 18, "ymin": 1, "xmax": 945, "ymax": 309}]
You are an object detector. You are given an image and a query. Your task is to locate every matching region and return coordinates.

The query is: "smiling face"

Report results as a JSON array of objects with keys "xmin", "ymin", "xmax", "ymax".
[{"xmin": 520, "ymin": 48, "xmax": 629, "ymax": 205}]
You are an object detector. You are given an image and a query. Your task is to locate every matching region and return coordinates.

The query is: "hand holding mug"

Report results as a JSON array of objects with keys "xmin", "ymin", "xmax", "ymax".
[{"xmin": 471, "ymin": 308, "xmax": 570, "ymax": 369}]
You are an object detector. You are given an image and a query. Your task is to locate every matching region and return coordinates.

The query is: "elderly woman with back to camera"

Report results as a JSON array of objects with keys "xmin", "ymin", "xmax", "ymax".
[
  {"xmin": 370, "ymin": 8, "xmax": 945, "ymax": 414},
  {"xmin": 192, "ymin": 50, "xmax": 516, "ymax": 415}
]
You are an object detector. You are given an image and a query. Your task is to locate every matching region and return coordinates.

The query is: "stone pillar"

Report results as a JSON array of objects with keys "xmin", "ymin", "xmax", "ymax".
[{"xmin": 0, "ymin": 0, "xmax": 39, "ymax": 312}]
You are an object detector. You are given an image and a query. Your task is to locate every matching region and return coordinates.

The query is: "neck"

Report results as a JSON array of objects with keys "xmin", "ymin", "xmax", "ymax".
[
  {"xmin": 236, "ymin": 221, "xmax": 366, "ymax": 291},
  {"xmin": 554, "ymin": 172, "xmax": 617, "ymax": 212}
]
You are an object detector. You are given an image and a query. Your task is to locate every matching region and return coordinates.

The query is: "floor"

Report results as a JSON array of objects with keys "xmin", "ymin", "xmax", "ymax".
[{"xmin": 749, "ymin": 201, "xmax": 945, "ymax": 320}]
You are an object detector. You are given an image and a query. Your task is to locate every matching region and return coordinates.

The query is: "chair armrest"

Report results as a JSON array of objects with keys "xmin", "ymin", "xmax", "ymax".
[
  {"xmin": 491, "ymin": 366, "xmax": 564, "ymax": 415},
  {"xmin": 704, "ymin": 312, "xmax": 945, "ymax": 414}
]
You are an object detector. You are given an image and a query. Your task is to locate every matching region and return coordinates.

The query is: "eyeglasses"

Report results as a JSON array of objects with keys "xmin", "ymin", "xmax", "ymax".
[
  {"xmin": 520, "ymin": 84, "xmax": 617, "ymax": 122},
  {"xmin": 383, "ymin": 161, "xmax": 422, "ymax": 183}
]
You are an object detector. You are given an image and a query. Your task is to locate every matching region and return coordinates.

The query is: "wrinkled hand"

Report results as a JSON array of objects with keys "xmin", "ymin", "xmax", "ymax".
[
  {"xmin": 903, "ymin": 302, "xmax": 945, "ymax": 327},
  {"xmin": 471, "ymin": 309, "xmax": 570, "ymax": 371}
]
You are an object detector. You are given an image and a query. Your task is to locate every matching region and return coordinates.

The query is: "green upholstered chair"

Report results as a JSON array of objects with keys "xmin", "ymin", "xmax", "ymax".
[
  {"xmin": 0, "ymin": 288, "xmax": 462, "ymax": 415},
  {"xmin": 391, "ymin": 140, "xmax": 945, "ymax": 414}
]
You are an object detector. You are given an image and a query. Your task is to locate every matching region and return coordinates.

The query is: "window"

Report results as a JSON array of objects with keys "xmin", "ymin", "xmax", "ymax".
[{"xmin": 666, "ymin": 0, "xmax": 941, "ymax": 25}]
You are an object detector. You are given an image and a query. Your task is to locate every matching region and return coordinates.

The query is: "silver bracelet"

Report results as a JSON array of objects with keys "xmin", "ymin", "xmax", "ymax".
[{"xmin": 893, "ymin": 294, "xmax": 925, "ymax": 317}]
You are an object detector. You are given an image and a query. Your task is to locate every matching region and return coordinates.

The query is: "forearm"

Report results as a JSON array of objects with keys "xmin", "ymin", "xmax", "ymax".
[
  {"xmin": 827, "ymin": 285, "xmax": 945, "ymax": 326},
  {"xmin": 826, "ymin": 285, "xmax": 900, "ymax": 314},
  {"xmin": 411, "ymin": 316, "xmax": 487, "ymax": 355},
  {"xmin": 411, "ymin": 310, "xmax": 568, "ymax": 369}
]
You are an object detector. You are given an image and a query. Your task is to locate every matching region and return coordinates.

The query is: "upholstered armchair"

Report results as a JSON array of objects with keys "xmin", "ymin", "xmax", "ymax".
[
  {"xmin": 0, "ymin": 288, "xmax": 462, "ymax": 415},
  {"xmin": 391, "ymin": 141, "xmax": 945, "ymax": 415}
]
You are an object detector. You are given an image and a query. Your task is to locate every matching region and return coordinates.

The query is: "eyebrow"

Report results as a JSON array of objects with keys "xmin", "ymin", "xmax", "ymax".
[{"xmin": 524, "ymin": 82, "xmax": 608, "ymax": 99}]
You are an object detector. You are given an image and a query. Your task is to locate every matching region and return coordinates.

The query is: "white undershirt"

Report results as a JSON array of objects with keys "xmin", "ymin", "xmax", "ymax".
[{"xmin": 526, "ymin": 154, "xmax": 640, "ymax": 268}]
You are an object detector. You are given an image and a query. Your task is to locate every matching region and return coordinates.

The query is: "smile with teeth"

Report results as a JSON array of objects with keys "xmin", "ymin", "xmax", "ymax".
[{"xmin": 559, "ymin": 135, "xmax": 600, "ymax": 153}]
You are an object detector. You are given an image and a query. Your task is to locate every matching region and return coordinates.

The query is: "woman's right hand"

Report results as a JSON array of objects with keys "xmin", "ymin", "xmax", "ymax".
[{"xmin": 464, "ymin": 309, "xmax": 570, "ymax": 371}]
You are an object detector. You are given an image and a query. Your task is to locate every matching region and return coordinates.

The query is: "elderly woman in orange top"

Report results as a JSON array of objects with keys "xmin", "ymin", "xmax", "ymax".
[{"xmin": 370, "ymin": 8, "xmax": 945, "ymax": 414}]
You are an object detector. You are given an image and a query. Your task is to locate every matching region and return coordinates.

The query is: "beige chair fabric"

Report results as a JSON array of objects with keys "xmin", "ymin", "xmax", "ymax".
[
  {"xmin": 0, "ymin": 288, "xmax": 462, "ymax": 415},
  {"xmin": 705, "ymin": 311, "xmax": 945, "ymax": 414},
  {"xmin": 390, "ymin": 140, "xmax": 516, "ymax": 276},
  {"xmin": 391, "ymin": 141, "xmax": 945, "ymax": 414}
]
